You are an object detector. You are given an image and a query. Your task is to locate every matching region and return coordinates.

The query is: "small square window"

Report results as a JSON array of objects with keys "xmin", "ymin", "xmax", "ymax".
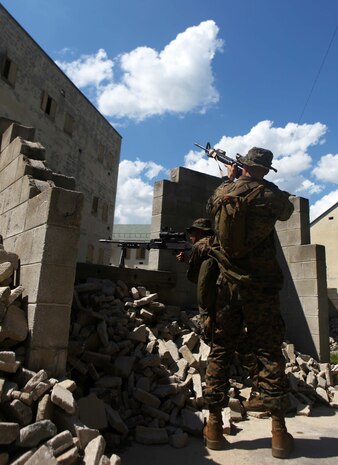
[
  {"xmin": 64, "ymin": 113, "xmax": 74, "ymax": 136},
  {"xmin": 328, "ymin": 216, "xmax": 334, "ymax": 220},
  {"xmin": 41, "ymin": 91, "xmax": 57, "ymax": 119},
  {"xmin": 136, "ymin": 248, "xmax": 146, "ymax": 260},
  {"xmin": 1, "ymin": 56, "xmax": 17, "ymax": 86}
]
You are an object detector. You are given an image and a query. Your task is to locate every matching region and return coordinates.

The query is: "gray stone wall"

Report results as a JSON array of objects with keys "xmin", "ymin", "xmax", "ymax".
[
  {"xmin": 0, "ymin": 5, "xmax": 121, "ymax": 265},
  {"xmin": 150, "ymin": 167, "xmax": 329, "ymax": 361},
  {"xmin": 0, "ymin": 123, "xmax": 84, "ymax": 376}
]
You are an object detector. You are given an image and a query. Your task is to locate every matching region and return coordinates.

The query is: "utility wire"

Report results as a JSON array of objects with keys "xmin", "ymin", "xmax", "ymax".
[{"xmin": 297, "ymin": 24, "xmax": 338, "ymax": 124}]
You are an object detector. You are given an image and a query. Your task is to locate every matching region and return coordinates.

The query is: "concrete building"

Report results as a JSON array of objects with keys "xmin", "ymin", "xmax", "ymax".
[
  {"xmin": 311, "ymin": 203, "xmax": 338, "ymax": 317},
  {"xmin": 110, "ymin": 224, "xmax": 151, "ymax": 268},
  {"xmin": 0, "ymin": 4, "xmax": 122, "ymax": 265}
]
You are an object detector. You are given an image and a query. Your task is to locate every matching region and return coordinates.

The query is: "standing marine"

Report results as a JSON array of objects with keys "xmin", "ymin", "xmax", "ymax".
[{"xmin": 203, "ymin": 147, "xmax": 295, "ymax": 458}]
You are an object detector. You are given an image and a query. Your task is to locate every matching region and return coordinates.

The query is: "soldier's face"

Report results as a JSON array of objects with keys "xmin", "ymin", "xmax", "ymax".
[{"xmin": 189, "ymin": 229, "xmax": 204, "ymax": 244}]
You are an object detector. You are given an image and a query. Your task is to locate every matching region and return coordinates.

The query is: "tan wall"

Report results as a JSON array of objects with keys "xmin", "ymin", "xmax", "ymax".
[
  {"xmin": 311, "ymin": 210, "xmax": 338, "ymax": 289},
  {"xmin": 0, "ymin": 5, "xmax": 121, "ymax": 265}
]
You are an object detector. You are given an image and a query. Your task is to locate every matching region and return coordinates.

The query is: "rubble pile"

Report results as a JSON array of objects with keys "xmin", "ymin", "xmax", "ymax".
[
  {"xmin": 67, "ymin": 278, "xmax": 218, "ymax": 449},
  {"xmin": 67, "ymin": 278, "xmax": 338, "ymax": 447},
  {"xmin": 0, "ymin": 247, "xmax": 121, "ymax": 464},
  {"xmin": 281, "ymin": 343, "xmax": 338, "ymax": 416}
]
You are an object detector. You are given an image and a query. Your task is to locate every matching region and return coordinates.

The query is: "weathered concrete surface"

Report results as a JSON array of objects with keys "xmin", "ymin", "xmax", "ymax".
[{"xmin": 121, "ymin": 406, "xmax": 338, "ymax": 465}]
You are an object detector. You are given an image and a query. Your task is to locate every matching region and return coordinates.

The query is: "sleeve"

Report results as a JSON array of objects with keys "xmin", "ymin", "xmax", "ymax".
[
  {"xmin": 206, "ymin": 178, "xmax": 233, "ymax": 216},
  {"xmin": 276, "ymin": 191, "xmax": 295, "ymax": 222}
]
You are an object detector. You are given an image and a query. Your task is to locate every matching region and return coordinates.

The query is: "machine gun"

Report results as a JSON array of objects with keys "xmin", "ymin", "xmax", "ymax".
[
  {"xmin": 194, "ymin": 142, "xmax": 243, "ymax": 176},
  {"xmin": 99, "ymin": 230, "xmax": 192, "ymax": 268}
]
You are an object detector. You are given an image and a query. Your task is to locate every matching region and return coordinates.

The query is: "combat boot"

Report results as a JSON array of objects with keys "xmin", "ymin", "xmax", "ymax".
[
  {"xmin": 271, "ymin": 411, "xmax": 294, "ymax": 459},
  {"xmin": 203, "ymin": 406, "xmax": 227, "ymax": 450}
]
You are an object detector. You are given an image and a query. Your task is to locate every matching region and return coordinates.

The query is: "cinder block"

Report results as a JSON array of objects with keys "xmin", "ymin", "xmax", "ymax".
[
  {"xmin": 3, "ymin": 226, "xmax": 46, "ymax": 265},
  {"xmin": 20, "ymin": 263, "xmax": 76, "ymax": 305},
  {"xmin": 27, "ymin": 347, "xmax": 68, "ymax": 378},
  {"xmin": 287, "ymin": 244, "xmax": 325, "ymax": 263},
  {"xmin": 5, "ymin": 202, "xmax": 28, "ymax": 238},
  {"xmin": 288, "ymin": 261, "xmax": 320, "ymax": 280},
  {"xmin": 47, "ymin": 188, "xmax": 83, "ymax": 228},
  {"xmin": 27, "ymin": 303, "xmax": 71, "ymax": 348},
  {"xmin": 24, "ymin": 189, "xmax": 52, "ymax": 230},
  {"xmin": 0, "ymin": 123, "xmax": 35, "ymax": 152},
  {"xmin": 293, "ymin": 278, "xmax": 319, "ymax": 297},
  {"xmin": 42, "ymin": 225, "xmax": 81, "ymax": 266},
  {"xmin": 277, "ymin": 229, "xmax": 303, "ymax": 247},
  {"xmin": 0, "ymin": 156, "xmax": 20, "ymax": 193}
]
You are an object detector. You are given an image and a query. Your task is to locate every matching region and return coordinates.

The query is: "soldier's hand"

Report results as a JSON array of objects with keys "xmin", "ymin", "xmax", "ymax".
[
  {"xmin": 227, "ymin": 163, "xmax": 238, "ymax": 180},
  {"xmin": 176, "ymin": 251, "xmax": 187, "ymax": 263}
]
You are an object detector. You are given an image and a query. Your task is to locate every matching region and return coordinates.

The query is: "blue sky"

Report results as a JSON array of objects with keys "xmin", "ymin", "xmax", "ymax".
[{"xmin": 3, "ymin": 0, "xmax": 338, "ymax": 223}]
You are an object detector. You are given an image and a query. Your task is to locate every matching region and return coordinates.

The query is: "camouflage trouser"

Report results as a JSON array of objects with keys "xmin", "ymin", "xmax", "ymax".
[{"xmin": 201, "ymin": 280, "xmax": 289, "ymax": 411}]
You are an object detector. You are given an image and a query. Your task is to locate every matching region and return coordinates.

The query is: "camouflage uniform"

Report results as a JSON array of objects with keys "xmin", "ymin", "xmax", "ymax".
[{"xmin": 205, "ymin": 173, "xmax": 294, "ymax": 410}]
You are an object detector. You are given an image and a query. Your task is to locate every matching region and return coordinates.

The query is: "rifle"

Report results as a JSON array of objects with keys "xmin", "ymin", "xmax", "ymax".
[
  {"xmin": 194, "ymin": 142, "xmax": 243, "ymax": 176},
  {"xmin": 99, "ymin": 230, "xmax": 192, "ymax": 268}
]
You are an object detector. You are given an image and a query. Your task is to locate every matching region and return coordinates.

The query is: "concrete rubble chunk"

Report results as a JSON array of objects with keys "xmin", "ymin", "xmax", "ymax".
[
  {"xmin": 22, "ymin": 369, "xmax": 48, "ymax": 393},
  {"xmin": 129, "ymin": 324, "xmax": 148, "ymax": 343},
  {"xmin": 178, "ymin": 345, "xmax": 198, "ymax": 369},
  {"xmin": 36, "ymin": 394, "xmax": 54, "ymax": 421},
  {"xmin": 0, "ymin": 306, "xmax": 28, "ymax": 343},
  {"xmin": 54, "ymin": 446, "xmax": 79, "ymax": 465},
  {"xmin": 180, "ymin": 408, "xmax": 204, "ymax": 436},
  {"xmin": 131, "ymin": 293, "xmax": 158, "ymax": 308},
  {"xmin": 114, "ymin": 355, "xmax": 135, "ymax": 378},
  {"xmin": 74, "ymin": 425, "xmax": 100, "ymax": 450},
  {"xmin": 0, "ymin": 262, "xmax": 13, "ymax": 283},
  {"xmin": 8, "ymin": 286, "xmax": 24, "ymax": 305},
  {"xmin": 0, "ymin": 351, "xmax": 20, "ymax": 373},
  {"xmin": 0, "ymin": 286, "xmax": 10, "ymax": 304},
  {"xmin": 18, "ymin": 419, "xmax": 57, "ymax": 448},
  {"xmin": 0, "ymin": 422, "xmax": 20, "ymax": 445},
  {"xmin": 133, "ymin": 387, "xmax": 161, "ymax": 408},
  {"xmin": 57, "ymin": 379, "xmax": 77, "ymax": 392},
  {"xmin": 3, "ymin": 399, "xmax": 32, "ymax": 426},
  {"xmin": 46, "ymin": 430, "xmax": 74, "ymax": 456},
  {"xmin": 83, "ymin": 435, "xmax": 106, "ymax": 465},
  {"xmin": 109, "ymin": 454, "xmax": 121, "ymax": 465},
  {"xmin": 25, "ymin": 445, "xmax": 58, "ymax": 465},
  {"xmin": 135, "ymin": 426, "xmax": 169, "ymax": 445},
  {"xmin": 51, "ymin": 384, "xmax": 77, "ymax": 415},
  {"xmin": 169, "ymin": 431, "xmax": 189, "ymax": 448}
]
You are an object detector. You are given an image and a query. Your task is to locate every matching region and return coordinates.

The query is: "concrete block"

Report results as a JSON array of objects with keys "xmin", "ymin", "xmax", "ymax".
[
  {"xmin": 51, "ymin": 384, "xmax": 77, "ymax": 415},
  {"xmin": 83, "ymin": 435, "xmax": 106, "ymax": 465},
  {"xmin": 293, "ymin": 278, "xmax": 319, "ymax": 297},
  {"xmin": 0, "ymin": 422, "xmax": 20, "ymax": 445},
  {"xmin": 27, "ymin": 303, "xmax": 71, "ymax": 348},
  {"xmin": 0, "ymin": 124, "xmax": 35, "ymax": 152},
  {"xmin": 287, "ymin": 244, "xmax": 325, "ymax": 263},
  {"xmin": 288, "ymin": 261, "xmax": 320, "ymax": 280},
  {"xmin": 4, "ymin": 202, "xmax": 28, "ymax": 238},
  {"xmin": 21, "ymin": 263, "xmax": 75, "ymax": 305},
  {"xmin": 27, "ymin": 347, "xmax": 68, "ymax": 378},
  {"xmin": 47, "ymin": 188, "xmax": 83, "ymax": 228},
  {"xmin": 0, "ymin": 156, "xmax": 20, "ymax": 192},
  {"xmin": 0, "ymin": 305, "xmax": 28, "ymax": 343}
]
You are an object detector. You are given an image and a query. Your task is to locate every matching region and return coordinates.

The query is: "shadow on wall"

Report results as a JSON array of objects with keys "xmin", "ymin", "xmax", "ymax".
[{"xmin": 276, "ymin": 236, "xmax": 318, "ymax": 358}]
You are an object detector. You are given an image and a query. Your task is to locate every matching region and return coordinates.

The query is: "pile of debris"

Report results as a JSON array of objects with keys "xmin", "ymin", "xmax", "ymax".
[
  {"xmin": 0, "ymin": 246, "xmax": 121, "ymax": 464},
  {"xmin": 67, "ymin": 277, "xmax": 338, "ymax": 448},
  {"xmin": 1, "ymin": 246, "xmax": 338, "ymax": 460}
]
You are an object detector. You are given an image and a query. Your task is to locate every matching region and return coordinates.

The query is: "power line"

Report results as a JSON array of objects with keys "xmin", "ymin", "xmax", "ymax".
[{"xmin": 297, "ymin": 24, "xmax": 338, "ymax": 124}]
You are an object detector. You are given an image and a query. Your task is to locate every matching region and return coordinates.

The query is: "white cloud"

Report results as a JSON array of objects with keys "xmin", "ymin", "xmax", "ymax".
[
  {"xmin": 57, "ymin": 21, "xmax": 223, "ymax": 121},
  {"xmin": 312, "ymin": 153, "xmax": 338, "ymax": 183},
  {"xmin": 295, "ymin": 179, "xmax": 323, "ymax": 195},
  {"xmin": 114, "ymin": 159, "xmax": 166, "ymax": 223},
  {"xmin": 56, "ymin": 48, "xmax": 113, "ymax": 87},
  {"xmin": 310, "ymin": 190, "xmax": 338, "ymax": 221},
  {"xmin": 186, "ymin": 120, "xmax": 327, "ymax": 194}
]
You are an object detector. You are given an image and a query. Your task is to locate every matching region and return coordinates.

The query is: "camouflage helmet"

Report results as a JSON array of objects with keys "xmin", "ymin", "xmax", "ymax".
[
  {"xmin": 186, "ymin": 218, "xmax": 214, "ymax": 234},
  {"xmin": 237, "ymin": 147, "xmax": 277, "ymax": 172}
]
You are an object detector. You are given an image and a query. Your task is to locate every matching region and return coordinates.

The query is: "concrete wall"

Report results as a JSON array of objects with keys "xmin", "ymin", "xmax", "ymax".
[
  {"xmin": 148, "ymin": 166, "xmax": 221, "ymax": 306},
  {"xmin": 0, "ymin": 123, "xmax": 83, "ymax": 376},
  {"xmin": 311, "ymin": 204, "xmax": 338, "ymax": 290},
  {"xmin": 150, "ymin": 167, "xmax": 329, "ymax": 361},
  {"xmin": 0, "ymin": 4, "xmax": 121, "ymax": 265}
]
